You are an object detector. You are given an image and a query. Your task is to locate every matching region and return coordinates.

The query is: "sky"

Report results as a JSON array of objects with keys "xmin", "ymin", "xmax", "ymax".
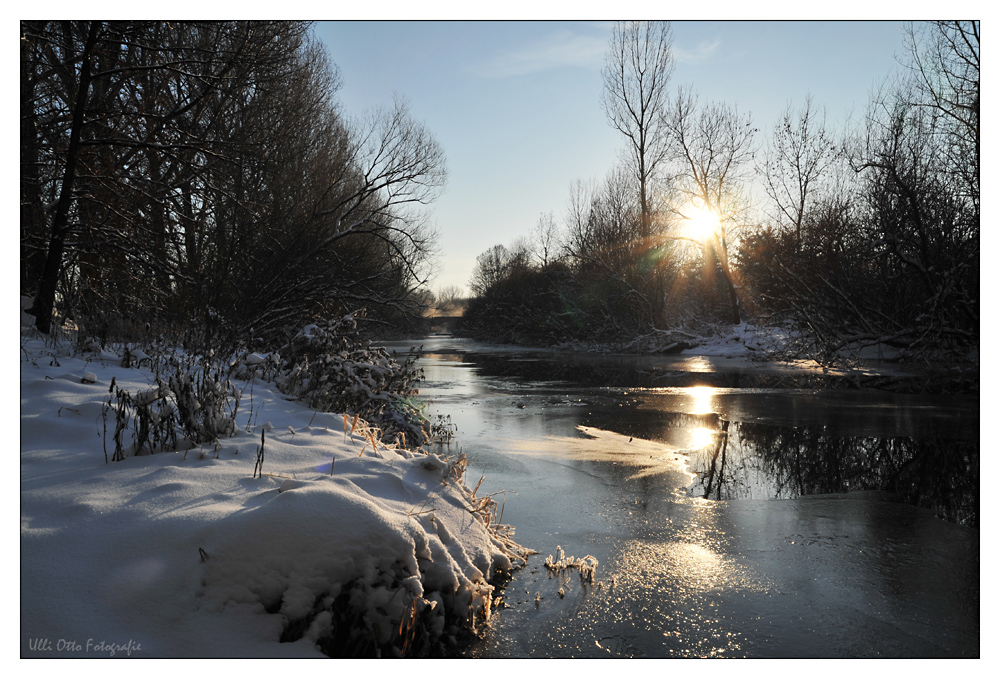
[{"xmin": 316, "ymin": 20, "xmax": 911, "ymax": 295}]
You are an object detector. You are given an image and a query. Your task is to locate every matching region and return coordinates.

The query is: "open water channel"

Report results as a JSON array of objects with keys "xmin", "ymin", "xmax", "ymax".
[{"xmin": 383, "ymin": 337, "xmax": 979, "ymax": 658}]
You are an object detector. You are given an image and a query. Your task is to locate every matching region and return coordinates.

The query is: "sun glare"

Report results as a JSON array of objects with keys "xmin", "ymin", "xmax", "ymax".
[
  {"xmin": 683, "ymin": 202, "xmax": 721, "ymax": 242},
  {"xmin": 686, "ymin": 386, "xmax": 715, "ymax": 414},
  {"xmin": 690, "ymin": 427, "xmax": 716, "ymax": 449}
]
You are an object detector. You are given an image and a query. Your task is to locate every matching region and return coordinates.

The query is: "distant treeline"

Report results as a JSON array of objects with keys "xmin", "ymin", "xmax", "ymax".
[
  {"xmin": 21, "ymin": 21, "xmax": 445, "ymax": 347},
  {"xmin": 460, "ymin": 21, "xmax": 979, "ymax": 362}
]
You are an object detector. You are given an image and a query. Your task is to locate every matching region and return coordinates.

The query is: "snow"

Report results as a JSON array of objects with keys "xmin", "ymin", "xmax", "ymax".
[
  {"xmin": 550, "ymin": 322, "xmax": 792, "ymax": 360},
  {"xmin": 679, "ymin": 322, "xmax": 777, "ymax": 358},
  {"xmin": 20, "ymin": 322, "xmax": 527, "ymax": 657},
  {"xmin": 546, "ymin": 320, "xmax": 956, "ymax": 381}
]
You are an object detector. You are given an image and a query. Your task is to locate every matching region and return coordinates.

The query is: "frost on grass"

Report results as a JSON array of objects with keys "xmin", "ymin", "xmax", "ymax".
[
  {"xmin": 544, "ymin": 545, "xmax": 599, "ymax": 585},
  {"xmin": 20, "ymin": 319, "xmax": 529, "ymax": 658}
]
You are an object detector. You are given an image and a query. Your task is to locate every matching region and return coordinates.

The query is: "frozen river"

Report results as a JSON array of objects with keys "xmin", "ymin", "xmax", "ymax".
[{"xmin": 383, "ymin": 337, "xmax": 979, "ymax": 658}]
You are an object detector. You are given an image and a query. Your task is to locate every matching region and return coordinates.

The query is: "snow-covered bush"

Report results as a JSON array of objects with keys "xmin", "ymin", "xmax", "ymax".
[
  {"xmin": 275, "ymin": 312, "xmax": 428, "ymax": 445},
  {"xmin": 104, "ymin": 364, "xmax": 240, "ymax": 460},
  {"xmin": 100, "ymin": 310, "xmax": 426, "ymax": 459},
  {"xmin": 167, "ymin": 367, "xmax": 240, "ymax": 443},
  {"xmin": 233, "ymin": 351, "xmax": 281, "ymax": 382},
  {"xmin": 105, "ymin": 382, "xmax": 176, "ymax": 461}
]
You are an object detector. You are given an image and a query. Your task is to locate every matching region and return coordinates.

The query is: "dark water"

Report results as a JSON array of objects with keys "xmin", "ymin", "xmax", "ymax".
[{"xmin": 383, "ymin": 337, "xmax": 980, "ymax": 658}]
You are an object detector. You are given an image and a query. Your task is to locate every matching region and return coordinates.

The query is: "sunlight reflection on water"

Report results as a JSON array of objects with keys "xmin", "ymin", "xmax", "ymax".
[
  {"xmin": 679, "ymin": 357, "xmax": 714, "ymax": 373},
  {"xmin": 602, "ymin": 524, "xmax": 771, "ymax": 657},
  {"xmin": 689, "ymin": 427, "xmax": 716, "ymax": 449},
  {"xmin": 686, "ymin": 385, "xmax": 716, "ymax": 414},
  {"xmin": 395, "ymin": 338, "xmax": 979, "ymax": 658}
]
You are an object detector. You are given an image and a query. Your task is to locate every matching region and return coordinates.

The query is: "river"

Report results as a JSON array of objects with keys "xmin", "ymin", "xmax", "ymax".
[{"xmin": 383, "ymin": 336, "xmax": 979, "ymax": 658}]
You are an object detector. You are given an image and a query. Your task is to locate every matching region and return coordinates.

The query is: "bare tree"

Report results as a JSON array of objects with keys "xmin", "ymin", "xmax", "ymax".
[
  {"xmin": 902, "ymin": 21, "xmax": 979, "ymax": 208},
  {"xmin": 21, "ymin": 21, "xmax": 316, "ymax": 334},
  {"xmin": 740, "ymin": 23, "xmax": 978, "ymax": 361},
  {"xmin": 846, "ymin": 86, "xmax": 978, "ymax": 349},
  {"xmin": 435, "ymin": 285, "xmax": 465, "ymax": 315},
  {"xmin": 601, "ymin": 20, "xmax": 674, "ymax": 240},
  {"xmin": 563, "ymin": 166, "xmax": 662, "ymax": 329},
  {"xmin": 663, "ymin": 87, "xmax": 756, "ymax": 324},
  {"xmin": 759, "ymin": 96, "xmax": 837, "ymax": 247},
  {"xmin": 21, "ymin": 21, "xmax": 446, "ymax": 343},
  {"xmin": 25, "ymin": 22, "xmax": 100, "ymax": 334},
  {"xmin": 564, "ymin": 167, "xmax": 640, "ymax": 276},
  {"xmin": 469, "ymin": 244, "xmax": 513, "ymax": 298},
  {"xmin": 254, "ymin": 95, "xmax": 449, "ymax": 331},
  {"xmin": 531, "ymin": 211, "xmax": 561, "ymax": 267}
]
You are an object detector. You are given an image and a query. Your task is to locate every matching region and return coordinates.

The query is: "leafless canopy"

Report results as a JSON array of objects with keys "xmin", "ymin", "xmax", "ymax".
[
  {"xmin": 759, "ymin": 96, "xmax": 837, "ymax": 245},
  {"xmin": 21, "ymin": 21, "xmax": 446, "ymax": 341},
  {"xmin": 601, "ymin": 21, "xmax": 674, "ymax": 234}
]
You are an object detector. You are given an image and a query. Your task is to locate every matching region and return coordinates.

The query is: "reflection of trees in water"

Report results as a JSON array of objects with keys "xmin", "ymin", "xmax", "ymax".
[{"xmin": 688, "ymin": 421, "xmax": 978, "ymax": 527}]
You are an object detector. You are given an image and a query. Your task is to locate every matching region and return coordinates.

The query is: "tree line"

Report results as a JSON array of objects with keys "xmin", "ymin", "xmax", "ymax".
[
  {"xmin": 460, "ymin": 21, "xmax": 978, "ymax": 363},
  {"xmin": 21, "ymin": 21, "xmax": 446, "ymax": 346}
]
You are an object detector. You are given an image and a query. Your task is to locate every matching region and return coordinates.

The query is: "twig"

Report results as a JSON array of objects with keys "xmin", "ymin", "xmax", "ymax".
[
  {"xmin": 253, "ymin": 429, "xmax": 265, "ymax": 478},
  {"xmin": 472, "ymin": 465, "xmax": 487, "ymax": 497},
  {"xmin": 407, "ymin": 495, "xmax": 435, "ymax": 516}
]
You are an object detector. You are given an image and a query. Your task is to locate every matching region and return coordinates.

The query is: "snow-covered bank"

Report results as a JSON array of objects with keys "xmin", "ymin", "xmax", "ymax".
[
  {"xmin": 554, "ymin": 322, "xmax": 873, "ymax": 360},
  {"xmin": 541, "ymin": 321, "xmax": 978, "ymax": 391},
  {"xmin": 20, "ymin": 332, "xmax": 528, "ymax": 657}
]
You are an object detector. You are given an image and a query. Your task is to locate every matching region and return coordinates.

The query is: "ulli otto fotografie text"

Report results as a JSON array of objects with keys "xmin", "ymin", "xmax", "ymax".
[{"xmin": 27, "ymin": 637, "xmax": 142, "ymax": 656}]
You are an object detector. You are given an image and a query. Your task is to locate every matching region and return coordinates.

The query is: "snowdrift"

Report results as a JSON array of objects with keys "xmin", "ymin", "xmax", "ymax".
[{"xmin": 20, "ymin": 331, "xmax": 527, "ymax": 657}]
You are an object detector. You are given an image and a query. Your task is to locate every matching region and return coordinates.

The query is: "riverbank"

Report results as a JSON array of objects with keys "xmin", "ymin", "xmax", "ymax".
[
  {"xmin": 456, "ymin": 322, "xmax": 979, "ymax": 394},
  {"xmin": 20, "ymin": 331, "xmax": 530, "ymax": 658}
]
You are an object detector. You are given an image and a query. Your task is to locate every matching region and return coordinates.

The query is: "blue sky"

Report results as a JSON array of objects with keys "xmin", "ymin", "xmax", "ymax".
[{"xmin": 315, "ymin": 20, "xmax": 909, "ymax": 294}]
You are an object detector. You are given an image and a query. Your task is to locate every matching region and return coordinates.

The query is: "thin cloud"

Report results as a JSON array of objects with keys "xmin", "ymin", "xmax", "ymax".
[
  {"xmin": 472, "ymin": 30, "xmax": 608, "ymax": 78},
  {"xmin": 674, "ymin": 38, "xmax": 721, "ymax": 63}
]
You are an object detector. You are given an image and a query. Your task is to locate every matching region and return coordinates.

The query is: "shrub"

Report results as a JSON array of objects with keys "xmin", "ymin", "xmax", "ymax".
[
  {"xmin": 274, "ymin": 311, "xmax": 429, "ymax": 445},
  {"xmin": 105, "ymin": 363, "xmax": 241, "ymax": 461}
]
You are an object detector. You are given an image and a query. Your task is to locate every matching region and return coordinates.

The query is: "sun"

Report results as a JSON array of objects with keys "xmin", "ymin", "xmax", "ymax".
[{"xmin": 682, "ymin": 201, "xmax": 721, "ymax": 242}]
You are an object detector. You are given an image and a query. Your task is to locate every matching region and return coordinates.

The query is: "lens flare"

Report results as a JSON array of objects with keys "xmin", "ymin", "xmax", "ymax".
[{"xmin": 682, "ymin": 201, "xmax": 721, "ymax": 242}]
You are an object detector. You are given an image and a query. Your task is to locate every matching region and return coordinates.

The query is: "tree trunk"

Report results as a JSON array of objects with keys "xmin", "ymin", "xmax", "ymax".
[
  {"xmin": 711, "ymin": 232, "xmax": 742, "ymax": 325},
  {"xmin": 181, "ymin": 180, "xmax": 204, "ymax": 311},
  {"xmin": 21, "ymin": 27, "xmax": 45, "ymax": 293},
  {"xmin": 28, "ymin": 22, "xmax": 100, "ymax": 334}
]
